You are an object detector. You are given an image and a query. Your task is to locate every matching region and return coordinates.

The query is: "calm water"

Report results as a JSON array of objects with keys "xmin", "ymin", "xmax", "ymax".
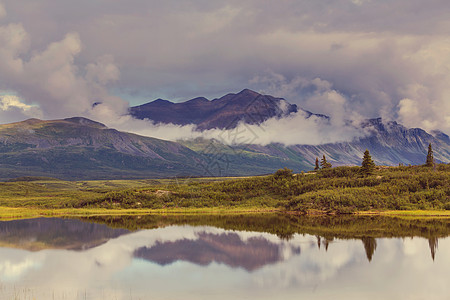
[{"xmin": 0, "ymin": 216, "xmax": 449, "ymax": 299}]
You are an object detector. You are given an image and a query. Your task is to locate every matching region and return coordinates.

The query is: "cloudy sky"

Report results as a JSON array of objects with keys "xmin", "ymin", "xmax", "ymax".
[{"xmin": 0, "ymin": 0, "xmax": 449, "ymax": 142}]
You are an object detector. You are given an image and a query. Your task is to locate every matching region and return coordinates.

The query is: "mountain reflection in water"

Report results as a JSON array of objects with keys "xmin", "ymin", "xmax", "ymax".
[
  {"xmin": 134, "ymin": 231, "xmax": 300, "ymax": 271},
  {"xmin": 0, "ymin": 215, "xmax": 448, "ymax": 300},
  {"xmin": 0, "ymin": 218, "xmax": 129, "ymax": 251}
]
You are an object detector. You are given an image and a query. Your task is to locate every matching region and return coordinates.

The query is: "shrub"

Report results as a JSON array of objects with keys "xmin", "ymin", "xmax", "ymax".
[{"xmin": 273, "ymin": 168, "xmax": 294, "ymax": 179}]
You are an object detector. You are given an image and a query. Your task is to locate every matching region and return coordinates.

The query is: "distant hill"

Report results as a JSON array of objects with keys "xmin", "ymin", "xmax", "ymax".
[
  {"xmin": 178, "ymin": 118, "xmax": 450, "ymax": 175},
  {"xmin": 0, "ymin": 117, "xmax": 206, "ymax": 180},
  {"xmin": 130, "ymin": 89, "xmax": 298, "ymax": 130},
  {"xmin": 230, "ymin": 118, "xmax": 450, "ymax": 168},
  {"xmin": 0, "ymin": 117, "xmax": 310, "ymax": 180}
]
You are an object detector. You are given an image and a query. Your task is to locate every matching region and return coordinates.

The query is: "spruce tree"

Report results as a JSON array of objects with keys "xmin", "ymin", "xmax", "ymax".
[
  {"xmin": 320, "ymin": 155, "xmax": 332, "ymax": 169},
  {"xmin": 361, "ymin": 149, "xmax": 375, "ymax": 176},
  {"xmin": 314, "ymin": 157, "xmax": 320, "ymax": 171},
  {"xmin": 426, "ymin": 143, "xmax": 434, "ymax": 167}
]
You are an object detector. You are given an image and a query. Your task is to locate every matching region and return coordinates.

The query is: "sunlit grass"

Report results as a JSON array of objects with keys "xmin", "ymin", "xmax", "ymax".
[
  {"xmin": 0, "ymin": 164, "xmax": 448, "ymax": 217},
  {"xmin": 0, "ymin": 206, "xmax": 448, "ymax": 221},
  {"xmin": 0, "ymin": 206, "xmax": 282, "ymax": 220}
]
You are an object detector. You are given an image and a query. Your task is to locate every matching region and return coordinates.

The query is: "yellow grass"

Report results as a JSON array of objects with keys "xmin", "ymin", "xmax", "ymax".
[
  {"xmin": 1, "ymin": 206, "xmax": 449, "ymax": 221},
  {"xmin": 0, "ymin": 206, "xmax": 282, "ymax": 220}
]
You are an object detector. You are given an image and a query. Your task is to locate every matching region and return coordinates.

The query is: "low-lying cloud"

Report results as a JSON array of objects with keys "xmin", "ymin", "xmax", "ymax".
[{"xmin": 107, "ymin": 111, "xmax": 365, "ymax": 146}]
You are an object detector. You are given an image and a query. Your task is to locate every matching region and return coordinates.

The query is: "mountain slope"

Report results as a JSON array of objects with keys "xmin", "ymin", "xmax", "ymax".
[
  {"xmin": 130, "ymin": 89, "xmax": 297, "ymax": 130},
  {"xmin": 0, "ymin": 116, "xmax": 448, "ymax": 181},
  {"xmin": 181, "ymin": 118, "xmax": 450, "ymax": 172},
  {"xmin": 0, "ymin": 117, "xmax": 310, "ymax": 180},
  {"xmin": 249, "ymin": 118, "xmax": 450, "ymax": 168},
  {"xmin": 0, "ymin": 117, "xmax": 206, "ymax": 180}
]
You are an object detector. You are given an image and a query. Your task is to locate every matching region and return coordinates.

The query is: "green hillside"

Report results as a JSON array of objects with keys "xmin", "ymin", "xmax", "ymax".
[{"xmin": 1, "ymin": 164, "xmax": 448, "ymax": 215}]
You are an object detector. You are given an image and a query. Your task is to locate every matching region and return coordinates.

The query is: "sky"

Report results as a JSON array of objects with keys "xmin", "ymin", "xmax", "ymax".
[{"xmin": 0, "ymin": 0, "xmax": 449, "ymax": 144}]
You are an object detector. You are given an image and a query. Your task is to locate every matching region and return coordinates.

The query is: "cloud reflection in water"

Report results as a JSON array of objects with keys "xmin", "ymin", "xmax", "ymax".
[{"xmin": 0, "ymin": 220, "xmax": 448, "ymax": 299}]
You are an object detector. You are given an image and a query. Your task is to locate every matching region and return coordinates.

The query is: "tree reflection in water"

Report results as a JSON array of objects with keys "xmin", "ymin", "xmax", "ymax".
[
  {"xmin": 0, "ymin": 215, "xmax": 448, "ymax": 300},
  {"xmin": 77, "ymin": 214, "xmax": 449, "ymax": 262}
]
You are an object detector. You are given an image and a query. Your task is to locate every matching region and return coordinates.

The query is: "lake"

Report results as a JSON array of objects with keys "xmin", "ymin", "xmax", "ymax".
[{"xmin": 0, "ymin": 215, "xmax": 449, "ymax": 299}]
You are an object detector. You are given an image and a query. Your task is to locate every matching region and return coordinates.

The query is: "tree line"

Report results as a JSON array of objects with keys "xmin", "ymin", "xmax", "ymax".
[{"xmin": 313, "ymin": 143, "xmax": 436, "ymax": 176}]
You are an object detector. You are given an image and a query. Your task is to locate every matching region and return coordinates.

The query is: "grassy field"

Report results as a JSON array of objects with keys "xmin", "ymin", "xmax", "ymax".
[{"xmin": 0, "ymin": 164, "xmax": 449, "ymax": 218}]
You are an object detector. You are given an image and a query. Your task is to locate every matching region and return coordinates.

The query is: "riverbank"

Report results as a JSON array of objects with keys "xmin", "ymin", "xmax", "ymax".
[
  {"xmin": 0, "ymin": 207, "xmax": 449, "ymax": 221},
  {"xmin": 0, "ymin": 207, "xmax": 281, "ymax": 220}
]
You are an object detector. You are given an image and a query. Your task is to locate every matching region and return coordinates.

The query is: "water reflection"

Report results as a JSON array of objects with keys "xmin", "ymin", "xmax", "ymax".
[
  {"xmin": 0, "ymin": 216, "xmax": 448, "ymax": 299},
  {"xmin": 134, "ymin": 231, "xmax": 301, "ymax": 271},
  {"xmin": 0, "ymin": 218, "xmax": 129, "ymax": 251},
  {"xmin": 79, "ymin": 213, "xmax": 450, "ymax": 261}
]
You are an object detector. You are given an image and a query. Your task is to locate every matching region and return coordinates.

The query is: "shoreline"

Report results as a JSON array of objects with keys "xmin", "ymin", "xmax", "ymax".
[{"xmin": 1, "ymin": 207, "xmax": 449, "ymax": 220}]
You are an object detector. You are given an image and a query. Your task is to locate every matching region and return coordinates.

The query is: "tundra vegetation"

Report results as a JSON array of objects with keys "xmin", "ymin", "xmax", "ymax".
[{"xmin": 0, "ymin": 163, "xmax": 448, "ymax": 216}]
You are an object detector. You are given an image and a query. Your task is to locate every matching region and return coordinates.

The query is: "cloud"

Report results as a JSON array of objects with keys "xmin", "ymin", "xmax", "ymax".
[
  {"xmin": 0, "ymin": 3, "xmax": 5, "ymax": 19},
  {"xmin": 0, "ymin": 22, "xmax": 28, "ymax": 75},
  {"xmin": 85, "ymin": 54, "xmax": 120, "ymax": 85},
  {"xmin": 0, "ymin": 94, "xmax": 43, "ymax": 124},
  {"xmin": 0, "ymin": 0, "xmax": 449, "ymax": 140},
  {"xmin": 0, "ymin": 20, "xmax": 127, "ymax": 123},
  {"xmin": 100, "ymin": 114, "xmax": 202, "ymax": 142},
  {"xmin": 395, "ymin": 40, "xmax": 450, "ymax": 133},
  {"xmin": 202, "ymin": 112, "xmax": 364, "ymax": 146},
  {"xmin": 0, "ymin": 12, "xmax": 364, "ymax": 145}
]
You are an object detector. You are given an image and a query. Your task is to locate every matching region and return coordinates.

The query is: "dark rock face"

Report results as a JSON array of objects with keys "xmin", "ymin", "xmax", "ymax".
[{"xmin": 130, "ymin": 89, "xmax": 297, "ymax": 130}]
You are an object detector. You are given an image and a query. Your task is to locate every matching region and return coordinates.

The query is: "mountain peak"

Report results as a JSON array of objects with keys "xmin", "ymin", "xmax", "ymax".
[
  {"xmin": 130, "ymin": 89, "xmax": 297, "ymax": 130},
  {"xmin": 237, "ymin": 88, "xmax": 260, "ymax": 96},
  {"xmin": 63, "ymin": 117, "xmax": 107, "ymax": 129},
  {"xmin": 186, "ymin": 97, "xmax": 209, "ymax": 104},
  {"xmin": 22, "ymin": 118, "xmax": 44, "ymax": 125},
  {"xmin": 152, "ymin": 99, "xmax": 173, "ymax": 105}
]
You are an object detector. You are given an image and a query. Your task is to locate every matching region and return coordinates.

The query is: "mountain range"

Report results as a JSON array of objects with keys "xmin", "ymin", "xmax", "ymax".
[
  {"xmin": 134, "ymin": 231, "xmax": 300, "ymax": 271},
  {"xmin": 0, "ymin": 89, "xmax": 449, "ymax": 180},
  {"xmin": 130, "ymin": 89, "xmax": 298, "ymax": 130}
]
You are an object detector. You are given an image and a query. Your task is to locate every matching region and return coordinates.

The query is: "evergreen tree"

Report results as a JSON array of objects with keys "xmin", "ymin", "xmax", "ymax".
[
  {"xmin": 426, "ymin": 143, "xmax": 434, "ymax": 167},
  {"xmin": 314, "ymin": 157, "xmax": 320, "ymax": 171},
  {"xmin": 320, "ymin": 155, "xmax": 332, "ymax": 169},
  {"xmin": 361, "ymin": 149, "xmax": 375, "ymax": 176}
]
